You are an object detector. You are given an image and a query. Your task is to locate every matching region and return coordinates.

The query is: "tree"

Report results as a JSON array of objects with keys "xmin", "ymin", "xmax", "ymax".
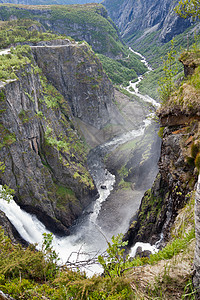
[
  {"xmin": 98, "ymin": 233, "xmax": 129, "ymax": 278},
  {"xmin": 158, "ymin": 39, "xmax": 178, "ymax": 103},
  {"xmin": 175, "ymin": 0, "xmax": 200, "ymax": 19}
]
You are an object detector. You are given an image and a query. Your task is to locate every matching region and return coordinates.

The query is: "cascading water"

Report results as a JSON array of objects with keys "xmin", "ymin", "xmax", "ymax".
[
  {"xmin": 0, "ymin": 48, "xmax": 160, "ymax": 274},
  {"xmin": 127, "ymin": 47, "xmax": 160, "ymax": 109}
]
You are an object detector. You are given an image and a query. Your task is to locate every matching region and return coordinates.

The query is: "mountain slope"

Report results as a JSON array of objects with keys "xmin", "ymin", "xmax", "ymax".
[
  {"xmin": 103, "ymin": 0, "xmax": 192, "ymax": 44},
  {"xmin": 0, "ymin": 0, "xmax": 101, "ymax": 5},
  {"xmin": 0, "ymin": 3, "xmax": 123, "ymax": 58}
]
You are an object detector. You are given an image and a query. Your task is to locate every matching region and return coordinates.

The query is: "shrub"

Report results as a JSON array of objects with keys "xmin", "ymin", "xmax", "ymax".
[
  {"xmin": 191, "ymin": 142, "xmax": 199, "ymax": 159},
  {"xmin": 195, "ymin": 152, "xmax": 200, "ymax": 171}
]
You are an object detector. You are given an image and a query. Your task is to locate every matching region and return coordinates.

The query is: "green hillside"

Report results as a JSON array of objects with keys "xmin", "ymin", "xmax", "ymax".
[{"xmin": 0, "ymin": 4, "xmax": 148, "ymax": 85}]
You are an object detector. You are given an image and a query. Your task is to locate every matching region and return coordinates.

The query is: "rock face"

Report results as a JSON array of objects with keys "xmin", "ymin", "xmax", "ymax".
[
  {"xmin": 0, "ymin": 211, "xmax": 27, "ymax": 245},
  {"xmin": 31, "ymin": 40, "xmax": 116, "ymax": 129},
  {"xmin": 124, "ymin": 125, "xmax": 197, "ymax": 246},
  {"xmin": 104, "ymin": 0, "xmax": 192, "ymax": 44},
  {"xmin": 0, "ymin": 40, "xmax": 117, "ymax": 235},
  {"xmin": 125, "ymin": 55, "xmax": 200, "ymax": 248}
]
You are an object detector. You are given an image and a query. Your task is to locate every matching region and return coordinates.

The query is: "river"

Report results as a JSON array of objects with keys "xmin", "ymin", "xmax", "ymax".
[{"xmin": 0, "ymin": 48, "xmax": 160, "ymax": 275}]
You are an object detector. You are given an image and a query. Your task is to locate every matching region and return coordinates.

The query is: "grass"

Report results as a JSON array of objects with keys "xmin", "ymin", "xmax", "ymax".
[
  {"xmin": 0, "ymin": 19, "xmax": 68, "ymax": 50},
  {"xmin": 0, "ymin": 45, "xmax": 31, "ymax": 81},
  {"xmin": 98, "ymin": 51, "xmax": 147, "ymax": 86},
  {"xmin": 158, "ymin": 51, "xmax": 200, "ymax": 114}
]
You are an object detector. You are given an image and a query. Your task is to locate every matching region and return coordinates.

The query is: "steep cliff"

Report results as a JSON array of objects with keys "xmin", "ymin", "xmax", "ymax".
[
  {"xmin": 104, "ymin": 0, "xmax": 192, "ymax": 44},
  {"xmin": 0, "ymin": 40, "xmax": 118, "ymax": 235},
  {"xmin": 31, "ymin": 40, "xmax": 117, "ymax": 129},
  {"xmin": 125, "ymin": 51, "xmax": 200, "ymax": 251}
]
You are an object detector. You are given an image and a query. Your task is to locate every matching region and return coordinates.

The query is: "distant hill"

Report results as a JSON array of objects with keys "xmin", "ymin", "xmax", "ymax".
[
  {"xmin": 103, "ymin": 0, "xmax": 193, "ymax": 44},
  {"xmin": 0, "ymin": 0, "xmax": 101, "ymax": 5}
]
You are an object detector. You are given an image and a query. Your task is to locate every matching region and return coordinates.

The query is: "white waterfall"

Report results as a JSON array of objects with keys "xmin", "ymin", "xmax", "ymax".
[{"xmin": 0, "ymin": 48, "xmax": 160, "ymax": 275}]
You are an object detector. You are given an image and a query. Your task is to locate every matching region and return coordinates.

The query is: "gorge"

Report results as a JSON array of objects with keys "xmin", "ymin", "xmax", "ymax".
[
  {"xmin": 0, "ymin": 41, "xmax": 160, "ymax": 274},
  {"xmin": 0, "ymin": 0, "xmax": 200, "ymax": 298}
]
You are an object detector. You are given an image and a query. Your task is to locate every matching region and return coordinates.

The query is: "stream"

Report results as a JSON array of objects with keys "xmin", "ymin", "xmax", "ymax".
[{"xmin": 0, "ymin": 48, "xmax": 160, "ymax": 275}]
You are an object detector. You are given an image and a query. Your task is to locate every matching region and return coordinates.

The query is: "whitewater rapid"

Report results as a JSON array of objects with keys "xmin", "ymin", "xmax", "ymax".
[{"xmin": 0, "ymin": 47, "xmax": 160, "ymax": 274}]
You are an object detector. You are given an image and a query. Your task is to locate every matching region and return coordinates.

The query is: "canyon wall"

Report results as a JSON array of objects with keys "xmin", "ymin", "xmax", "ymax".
[
  {"xmin": 124, "ymin": 52, "xmax": 200, "ymax": 292},
  {"xmin": 0, "ymin": 40, "xmax": 118, "ymax": 235},
  {"xmin": 31, "ymin": 40, "xmax": 118, "ymax": 129},
  {"xmin": 104, "ymin": 0, "xmax": 192, "ymax": 44}
]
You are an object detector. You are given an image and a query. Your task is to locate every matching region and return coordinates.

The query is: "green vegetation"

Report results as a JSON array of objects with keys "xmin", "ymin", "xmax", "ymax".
[
  {"xmin": 0, "ymin": 189, "xmax": 196, "ymax": 299},
  {"xmin": 40, "ymin": 76, "xmax": 62, "ymax": 109},
  {"xmin": 98, "ymin": 234, "xmax": 129, "ymax": 278},
  {"xmin": 18, "ymin": 109, "xmax": 30, "ymax": 123},
  {"xmin": 55, "ymin": 185, "xmax": 78, "ymax": 208},
  {"xmin": 0, "ymin": 124, "xmax": 16, "ymax": 149},
  {"xmin": 97, "ymin": 51, "xmax": 147, "ymax": 86},
  {"xmin": 0, "ymin": 45, "xmax": 31, "ymax": 81},
  {"xmin": 0, "ymin": 19, "xmax": 67, "ymax": 50},
  {"xmin": 158, "ymin": 40, "xmax": 179, "ymax": 103},
  {"xmin": 126, "ymin": 25, "xmax": 197, "ymax": 100},
  {"xmin": 0, "ymin": 162, "xmax": 15, "ymax": 200},
  {"xmin": 0, "ymin": 220, "xmax": 196, "ymax": 299},
  {"xmin": 175, "ymin": 0, "xmax": 200, "ymax": 19},
  {"xmin": 0, "ymin": 5, "xmax": 149, "ymax": 87},
  {"xmin": 44, "ymin": 123, "xmax": 94, "ymax": 189},
  {"xmin": 0, "ymin": 4, "xmax": 125, "ymax": 57},
  {"xmin": 186, "ymin": 141, "xmax": 200, "ymax": 171},
  {"xmin": 159, "ymin": 49, "xmax": 200, "ymax": 113},
  {"xmin": 0, "ymin": 227, "xmax": 132, "ymax": 299}
]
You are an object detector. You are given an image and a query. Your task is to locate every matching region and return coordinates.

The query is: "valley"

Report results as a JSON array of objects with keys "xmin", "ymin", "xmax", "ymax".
[{"xmin": 0, "ymin": 0, "xmax": 199, "ymax": 298}]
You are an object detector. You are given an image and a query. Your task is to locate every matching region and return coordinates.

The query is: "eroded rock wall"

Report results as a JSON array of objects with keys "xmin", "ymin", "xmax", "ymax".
[
  {"xmin": 0, "ymin": 40, "xmax": 117, "ymax": 235},
  {"xmin": 104, "ymin": 0, "xmax": 192, "ymax": 44},
  {"xmin": 125, "ymin": 123, "xmax": 197, "ymax": 246},
  {"xmin": 31, "ymin": 40, "xmax": 117, "ymax": 129}
]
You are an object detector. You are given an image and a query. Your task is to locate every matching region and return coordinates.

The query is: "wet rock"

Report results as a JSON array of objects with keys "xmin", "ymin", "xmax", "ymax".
[
  {"xmin": 0, "ymin": 291, "xmax": 15, "ymax": 300},
  {"xmin": 101, "ymin": 185, "xmax": 107, "ymax": 189},
  {"xmin": 104, "ymin": 0, "xmax": 192, "ymax": 44},
  {"xmin": 0, "ymin": 210, "xmax": 27, "ymax": 245},
  {"xmin": 135, "ymin": 246, "xmax": 151, "ymax": 258},
  {"xmin": 125, "ymin": 122, "xmax": 197, "ymax": 247}
]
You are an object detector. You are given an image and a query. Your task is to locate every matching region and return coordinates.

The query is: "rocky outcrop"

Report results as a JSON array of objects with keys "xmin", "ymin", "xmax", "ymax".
[
  {"xmin": 31, "ymin": 40, "xmax": 118, "ymax": 129},
  {"xmin": 104, "ymin": 0, "xmax": 192, "ymax": 44},
  {"xmin": 179, "ymin": 51, "xmax": 200, "ymax": 77},
  {"xmin": 0, "ymin": 211, "xmax": 27, "ymax": 245},
  {"xmin": 125, "ymin": 124, "xmax": 197, "ymax": 246},
  {"xmin": 0, "ymin": 39, "xmax": 118, "ymax": 235},
  {"xmin": 125, "ymin": 55, "xmax": 200, "ymax": 248}
]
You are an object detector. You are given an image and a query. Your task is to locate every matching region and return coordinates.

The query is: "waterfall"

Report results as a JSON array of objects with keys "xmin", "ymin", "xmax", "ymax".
[{"xmin": 0, "ymin": 48, "xmax": 160, "ymax": 274}]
